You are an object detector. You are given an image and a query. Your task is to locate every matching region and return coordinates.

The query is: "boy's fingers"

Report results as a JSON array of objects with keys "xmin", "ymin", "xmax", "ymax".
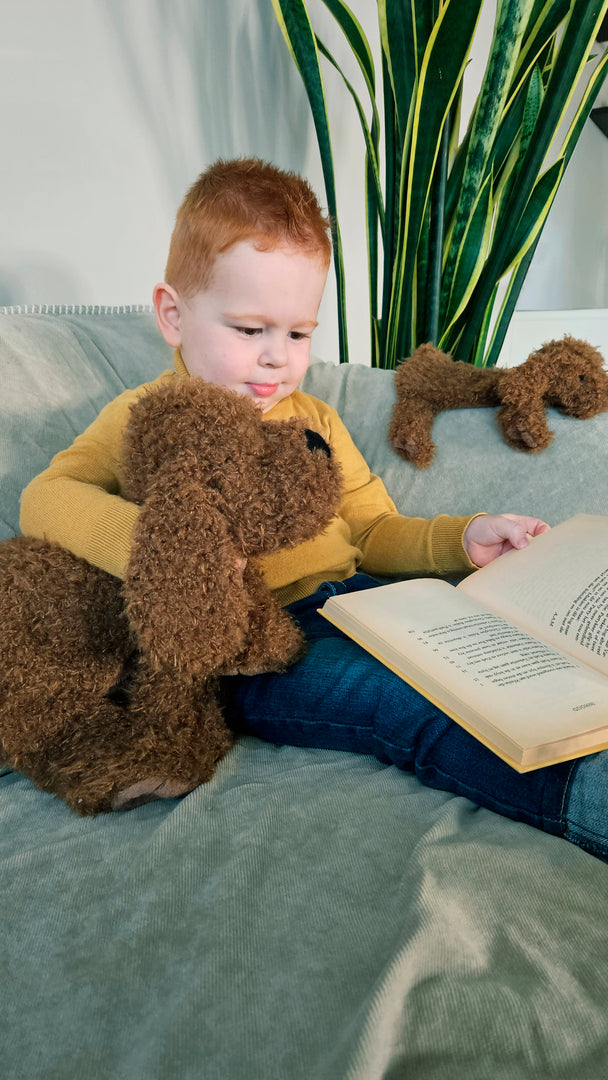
[{"xmin": 492, "ymin": 515, "xmax": 549, "ymax": 543}]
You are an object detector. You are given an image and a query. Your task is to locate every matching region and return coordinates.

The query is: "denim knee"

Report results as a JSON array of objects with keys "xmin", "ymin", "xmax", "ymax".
[{"xmin": 564, "ymin": 752, "xmax": 608, "ymax": 861}]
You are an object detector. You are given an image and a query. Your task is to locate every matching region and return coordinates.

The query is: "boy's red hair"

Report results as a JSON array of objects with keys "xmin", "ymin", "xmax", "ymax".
[{"xmin": 165, "ymin": 158, "xmax": 332, "ymax": 297}]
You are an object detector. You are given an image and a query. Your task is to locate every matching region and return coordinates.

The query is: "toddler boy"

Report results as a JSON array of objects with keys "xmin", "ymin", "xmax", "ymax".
[{"xmin": 20, "ymin": 158, "xmax": 603, "ymax": 860}]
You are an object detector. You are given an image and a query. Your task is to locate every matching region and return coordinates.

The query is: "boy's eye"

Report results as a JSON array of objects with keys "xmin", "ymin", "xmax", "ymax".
[
  {"xmin": 289, "ymin": 331, "xmax": 310, "ymax": 342},
  {"xmin": 236, "ymin": 327, "xmax": 262, "ymax": 337}
]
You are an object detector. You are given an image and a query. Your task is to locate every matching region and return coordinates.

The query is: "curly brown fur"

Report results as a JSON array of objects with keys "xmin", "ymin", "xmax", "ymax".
[
  {"xmin": 496, "ymin": 336, "xmax": 608, "ymax": 452},
  {"xmin": 123, "ymin": 379, "xmax": 343, "ymax": 674},
  {"xmin": 0, "ymin": 379, "xmax": 343, "ymax": 814},
  {"xmin": 389, "ymin": 344, "xmax": 501, "ymax": 467},
  {"xmin": 390, "ymin": 337, "xmax": 608, "ymax": 467}
]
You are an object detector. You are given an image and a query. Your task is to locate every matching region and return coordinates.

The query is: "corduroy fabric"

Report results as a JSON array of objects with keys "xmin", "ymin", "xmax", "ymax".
[{"xmin": 3, "ymin": 742, "xmax": 608, "ymax": 1080}]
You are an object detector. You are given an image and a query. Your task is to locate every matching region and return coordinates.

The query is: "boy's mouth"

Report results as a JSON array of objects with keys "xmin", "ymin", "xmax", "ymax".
[{"xmin": 247, "ymin": 383, "xmax": 279, "ymax": 397}]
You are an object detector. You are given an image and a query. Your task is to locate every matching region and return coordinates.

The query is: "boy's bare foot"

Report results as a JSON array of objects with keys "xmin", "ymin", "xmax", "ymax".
[{"xmin": 112, "ymin": 777, "xmax": 196, "ymax": 811}]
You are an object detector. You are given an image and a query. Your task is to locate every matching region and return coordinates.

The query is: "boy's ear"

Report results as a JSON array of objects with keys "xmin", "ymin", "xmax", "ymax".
[{"xmin": 153, "ymin": 282, "xmax": 182, "ymax": 348}]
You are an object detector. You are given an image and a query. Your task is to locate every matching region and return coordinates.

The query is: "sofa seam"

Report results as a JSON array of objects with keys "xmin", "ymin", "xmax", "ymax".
[{"xmin": 0, "ymin": 304, "xmax": 154, "ymax": 316}]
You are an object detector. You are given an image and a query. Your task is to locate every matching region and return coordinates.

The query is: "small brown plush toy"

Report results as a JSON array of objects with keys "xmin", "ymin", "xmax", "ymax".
[
  {"xmin": 0, "ymin": 379, "xmax": 343, "ymax": 814},
  {"xmin": 389, "ymin": 335, "xmax": 608, "ymax": 468}
]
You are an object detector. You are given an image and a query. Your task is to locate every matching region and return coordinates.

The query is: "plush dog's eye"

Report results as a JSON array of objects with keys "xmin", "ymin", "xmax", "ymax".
[{"xmin": 579, "ymin": 373, "xmax": 585, "ymax": 382}]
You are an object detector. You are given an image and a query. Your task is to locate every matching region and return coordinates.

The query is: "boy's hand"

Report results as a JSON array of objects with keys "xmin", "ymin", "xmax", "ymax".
[{"xmin": 463, "ymin": 514, "xmax": 550, "ymax": 568}]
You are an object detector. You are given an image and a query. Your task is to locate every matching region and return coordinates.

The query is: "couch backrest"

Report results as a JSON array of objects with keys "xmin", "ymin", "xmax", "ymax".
[
  {"xmin": 302, "ymin": 360, "xmax": 608, "ymax": 525},
  {"xmin": 2, "ymin": 306, "xmax": 607, "ymax": 541},
  {"xmin": 0, "ymin": 307, "xmax": 172, "ymax": 539}
]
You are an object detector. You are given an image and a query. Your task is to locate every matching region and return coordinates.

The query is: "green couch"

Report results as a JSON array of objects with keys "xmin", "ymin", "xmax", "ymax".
[{"xmin": 2, "ymin": 306, "xmax": 608, "ymax": 1080}]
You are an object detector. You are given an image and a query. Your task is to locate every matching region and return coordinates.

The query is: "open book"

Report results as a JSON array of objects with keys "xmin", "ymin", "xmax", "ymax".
[{"xmin": 320, "ymin": 515, "xmax": 608, "ymax": 771}]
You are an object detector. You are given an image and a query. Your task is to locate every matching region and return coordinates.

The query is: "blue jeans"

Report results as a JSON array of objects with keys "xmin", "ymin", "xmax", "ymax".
[{"xmin": 222, "ymin": 575, "xmax": 607, "ymax": 863}]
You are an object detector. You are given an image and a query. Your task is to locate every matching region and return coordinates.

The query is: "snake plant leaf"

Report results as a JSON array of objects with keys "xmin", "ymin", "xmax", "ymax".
[
  {"xmin": 560, "ymin": 46, "xmax": 608, "ymax": 162},
  {"xmin": 454, "ymin": 159, "xmax": 565, "ymax": 364},
  {"xmin": 501, "ymin": 157, "xmax": 565, "ymax": 276},
  {"xmin": 513, "ymin": 0, "xmax": 570, "ymax": 99},
  {"xmin": 441, "ymin": 171, "xmax": 494, "ymax": 335},
  {"xmin": 317, "ymin": 1, "xmax": 382, "ymax": 163},
  {"xmin": 366, "ymin": 157, "xmax": 381, "ymax": 366},
  {"xmin": 500, "ymin": 0, "xmax": 608, "ymax": 242},
  {"xmin": 318, "ymin": 0, "xmax": 382, "ymax": 195},
  {"xmin": 317, "ymin": 0, "xmax": 386, "ymax": 357},
  {"xmin": 271, "ymin": 0, "xmax": 349, "ymax": 361},
  {"xmin": 483, "ymin": 42, "xmax": 608, "ymax": 368},
  {"xmin": 386, "ymin": 0, "xmax": 483, "ymax": 365},
  {"xmin": 493, "ymin": 63, "xmax": 544, "ymax": 212},
  {"xmin": 481, "ymin": 249, "xmax": 537, "ymax": 368},
  {"xmin": 378, "ymin": 50, "xmax": 398, "ymax": 363},
  {"xmin": 320, "ymin": 0, "xmax": 376, "ymax": 100},
  {"xmin": 457, "ymin": 0, "xmax": 608, "ymax": 363},
  {"xmin": 274, "ymin": 0, "xmax": 608, "ymax": 369},
  {"xmin": 472, "ymin": 282, "xmax": 500, "ymax": 367},
  {"xmin": 418, "ymin": 115, "xmax": 451, "ymax": 345},
  {"xmin": 314, "ymin": 33, "xmax": 385, "ymax": 365},
  {"xmin": 484, "ymin": 69, "xmax": 536, "ymax": 194},
  {"xmin": 315, "ymin": 38, "xmax": 384, "ymax": 230},
  {"xmin": 377, "ymin": 0, "xmax": 416, "ymax": 148},
  {"xmin": 440, "ymin": 0, "xmax": 531, "ymax": 321}
]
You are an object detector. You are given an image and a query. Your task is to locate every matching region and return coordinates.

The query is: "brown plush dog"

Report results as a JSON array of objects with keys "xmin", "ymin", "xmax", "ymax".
[
  {"xmin": 389, "ymin": 336, "xmax": 608, "ymax": 468},
  {"xmin": 0, "ymin": 379, "xmax": 343, "ymax": 814}
]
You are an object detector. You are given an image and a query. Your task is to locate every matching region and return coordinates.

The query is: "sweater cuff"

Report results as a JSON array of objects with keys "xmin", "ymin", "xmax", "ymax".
[
  {"xmin": 431, "ymin": 513, "xmax": 484, "ymax": 574},
  {"xmin": 87, "ymin": 499, "xmax": 141, "ymax": 580}
]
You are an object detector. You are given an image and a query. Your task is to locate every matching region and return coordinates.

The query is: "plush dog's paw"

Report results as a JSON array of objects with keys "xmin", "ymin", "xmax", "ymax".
[
  {"xmin": 216, "ymin": 569, "xmax": 306, "ymax": 675},
  {"xmin": 389, "ymin": 405, "xmax": 438, "ymax": 468},
  {"xmin": 498, "ymin": 407, "xmax": 553, "ymax": 452},
  {"xmin": 231, "ymin": 611, "xmax": 305, "ymax": 675}
]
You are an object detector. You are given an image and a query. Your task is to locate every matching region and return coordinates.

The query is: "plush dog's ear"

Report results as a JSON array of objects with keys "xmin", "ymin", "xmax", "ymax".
[
  {"xmin": 122, "ymin": 379, "xmax": 266, "ymax": 504},
  {"xmin": 123, "ymin": 454, "xmax": 254, "ymax": 675}
]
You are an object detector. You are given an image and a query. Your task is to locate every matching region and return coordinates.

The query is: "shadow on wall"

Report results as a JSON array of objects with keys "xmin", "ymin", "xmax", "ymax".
[
  {"xmin": 103, "ymin": 0, "xmax": 311, "ymax": 206},
  {"xmin": 0, "ymin": 264, "xmax": 85, "ymax": 309}
]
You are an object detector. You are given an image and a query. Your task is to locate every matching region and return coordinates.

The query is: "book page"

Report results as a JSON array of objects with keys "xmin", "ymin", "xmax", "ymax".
[
  {"xmin": 458, "ymin": 515, "xmax": 608, "ymax": 676},
  {"xmin": 321, "ymin": 578, "xmax": 608, "ymax": 768}
]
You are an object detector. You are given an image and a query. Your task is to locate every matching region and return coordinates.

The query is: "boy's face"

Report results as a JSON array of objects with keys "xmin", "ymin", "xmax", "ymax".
[{"xmin": 158, "ymin": 241, "xmax": 328, "ymax": 412}]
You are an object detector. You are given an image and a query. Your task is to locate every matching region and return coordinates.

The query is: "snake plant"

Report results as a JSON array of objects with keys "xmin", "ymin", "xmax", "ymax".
[{"xmin": 272, "ymin": 0, "xmax": 608, "ymax": 366}]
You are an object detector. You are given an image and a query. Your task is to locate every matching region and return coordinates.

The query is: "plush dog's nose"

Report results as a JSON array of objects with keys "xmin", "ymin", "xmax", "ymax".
[{"xmin": 305, "ymin": 428, "xmax": 331, "ymax": 458}]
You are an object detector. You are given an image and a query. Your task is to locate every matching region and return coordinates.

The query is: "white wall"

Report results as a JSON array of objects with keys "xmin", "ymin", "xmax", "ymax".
[{"xmin": 2, "ymin": 0, "xmax": 608, "ymax": 365}]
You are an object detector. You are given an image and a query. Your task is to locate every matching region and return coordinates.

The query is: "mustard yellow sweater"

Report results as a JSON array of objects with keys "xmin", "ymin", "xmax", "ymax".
[{"xmin": 20, "ymin": 352, "xmax": 477, "ymax": 605}]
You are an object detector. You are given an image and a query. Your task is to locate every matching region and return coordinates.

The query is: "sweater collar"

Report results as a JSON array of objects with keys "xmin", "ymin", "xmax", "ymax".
[{"xmin": 173, "ymin": 348, "xmax": 189, "ymax": 377}]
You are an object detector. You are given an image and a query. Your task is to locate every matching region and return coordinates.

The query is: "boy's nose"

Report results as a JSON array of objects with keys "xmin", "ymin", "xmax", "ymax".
[{"xmin": 260, "ymin": 333, "xmax": 288, "ymax": 367}]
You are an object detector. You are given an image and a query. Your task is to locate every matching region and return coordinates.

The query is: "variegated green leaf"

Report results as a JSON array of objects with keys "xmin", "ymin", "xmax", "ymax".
[
  {"xmin": 321, "ymin": 0, "xmax": 376, "ymax": 99},
  {"xmin": 512, "ymin": 0, "xmax": 569, "ymax": 100},
  {"xmin": 558, "ymin": 41, "xmax": 608, "ymax": 161},
  {"xmin": 271, "ymin": 0, "xmax": 349, "ymax": 361},
  {"xmin": 493, "ymin": 63, "xmax": 543, "ymax": 211},
  {"xmin": 441, "ymin": 171, "xmax": 494, "ymax": 334},
  {"xmin": 377, "ymin": 0, "xmax": 416, "ymax": 147},
  {"xmin": 455, "ymin": 0, "xmax": 608, "ymax": 363},
  {"xmin": 273, "ymin": 0, "xmax": 608, "ymax": 368},
  {"xmin": 501, "ymin": 158, "xmax": 564, "ymax": 276},
  {"xmin": 483, "ymin": 42, "xmax": 608, "ymax": 368},
  {"xmin": 316, "ymin": 37, "xmax": 384, "ymax": 230},
  {"xmin": 441, "ymin": 0, "xmax": 532, "ymax": 320},
  {"xmin": 386, "ymin": 0, "xmax": 483, "ymax": 364}
]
